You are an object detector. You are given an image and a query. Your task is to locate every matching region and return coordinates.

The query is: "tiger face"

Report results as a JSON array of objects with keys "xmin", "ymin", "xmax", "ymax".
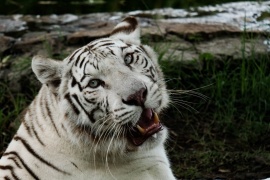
[{"xmin": 32, "ymin": 17, "xmax": 169, "ymax": 155}]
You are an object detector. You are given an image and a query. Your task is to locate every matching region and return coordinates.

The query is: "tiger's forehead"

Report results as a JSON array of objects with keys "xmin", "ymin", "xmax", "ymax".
[
  {"xmin": 67, "ymin": 37, "xmax": 147, "ymax": 67},
  {"xmin": 67, "ymin": 38, "xmax": 146, "ymax": 78}
]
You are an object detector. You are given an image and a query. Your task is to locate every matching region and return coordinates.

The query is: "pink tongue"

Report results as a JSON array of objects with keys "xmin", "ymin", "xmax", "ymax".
[
  {"xmin": 129, "ymin": 109, "xmax": 162, "ymax": 146},
  {"xmin": 137, "ymin": 109, "xmax": 153, "ymax": 129}
]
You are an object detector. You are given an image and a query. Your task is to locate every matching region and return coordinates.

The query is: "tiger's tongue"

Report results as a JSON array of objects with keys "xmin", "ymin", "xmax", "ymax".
[{"xmin": 129, "ymin": 109, "xmax": 162, "ymax": 146}]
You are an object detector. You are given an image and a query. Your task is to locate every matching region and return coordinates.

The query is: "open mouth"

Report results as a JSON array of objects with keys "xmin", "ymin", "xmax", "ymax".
[{"xmin": 128, "ymin": 109, "xmax": 163, "ymax": 146}]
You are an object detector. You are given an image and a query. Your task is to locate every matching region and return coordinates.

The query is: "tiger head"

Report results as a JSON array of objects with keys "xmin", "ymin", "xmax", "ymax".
[{"xmin": 32, "ymin": 17, "xmax": 169, "ymax": 156}]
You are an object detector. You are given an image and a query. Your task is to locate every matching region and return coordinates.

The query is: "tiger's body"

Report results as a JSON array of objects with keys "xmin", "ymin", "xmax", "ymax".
[{"xmin": 0, "ymin": 17, "xmax": 176, "ymax": 180}]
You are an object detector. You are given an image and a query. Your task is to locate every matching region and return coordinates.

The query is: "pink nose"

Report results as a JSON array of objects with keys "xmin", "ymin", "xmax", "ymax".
[{"xmin": 123, "ymin": 88, "xmax": 147, "ymax": 106}]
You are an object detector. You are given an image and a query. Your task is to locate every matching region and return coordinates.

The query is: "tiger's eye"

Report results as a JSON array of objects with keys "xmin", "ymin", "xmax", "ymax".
[
  {"xmin": 124, "ymin": 54, "xmax": 133, "ymax": 65},
  {"xmin": 88, "ymin": 79, "xmax": 101, "ymax": 88}
]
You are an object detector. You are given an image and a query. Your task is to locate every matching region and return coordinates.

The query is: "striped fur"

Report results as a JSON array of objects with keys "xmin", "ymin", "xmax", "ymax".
[{"xmin": 0, "ymin": 17, "xmax": 176, "ymax": 180}]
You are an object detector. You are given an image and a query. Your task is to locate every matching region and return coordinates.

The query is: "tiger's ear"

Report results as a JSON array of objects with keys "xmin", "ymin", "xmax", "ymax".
[
  {"xmin": 32, "ymin": 56, "xmax": 63, "ymax": 89},
  {"xmin": 110, "ymin": 16, "xmax": 141, "ymax": 45}
]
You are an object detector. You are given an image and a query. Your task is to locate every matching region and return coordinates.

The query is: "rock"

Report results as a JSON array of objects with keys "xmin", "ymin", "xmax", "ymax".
[
  {"xmin": 12, "ymin": 31, "xmax": 69, "ymax": 56},
  {"xmin": 0, "ymin": 34, "xmax": 15, "ymax": 55},
  {"xmin": 0, "ymin": 19, "xmax": 27, "ymax": 34},
  {"xmin": 66, "ymin": 23, "xmax": 115, "ymax": 45},
  {"xmin": 196, "ymin": 37, "xmax": 268, "ymax": 60},
  {"xmin": 165, "ymin": 23, "xmax": 241, "ymax": 40},
  {"xmin": 128, "ymin": 8, "xmax": 196, "ymax": 19},
  {"xmin": 58, "ymin": 14, "xmax": 79, "ymax": 24}
]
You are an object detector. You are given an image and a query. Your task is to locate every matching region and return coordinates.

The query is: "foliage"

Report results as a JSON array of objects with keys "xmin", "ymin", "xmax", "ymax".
[{"xmin": 158, "ymin": 39, "xmax": 270, "ymax": 178}]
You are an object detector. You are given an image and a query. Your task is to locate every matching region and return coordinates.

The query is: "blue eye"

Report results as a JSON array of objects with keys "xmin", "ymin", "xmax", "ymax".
[
  {"xmin": 124, "ymin": 54, "xmax": 133, "ymax": 65},
  {"xmin": 88, "ymin": 79, "xmax": 101, "ymax": 88}
]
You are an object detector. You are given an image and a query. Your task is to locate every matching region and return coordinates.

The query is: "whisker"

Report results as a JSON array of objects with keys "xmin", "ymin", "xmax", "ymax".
[{"xmin": 105, "ymin": 123, "xmax": 118, "ymax": 180}]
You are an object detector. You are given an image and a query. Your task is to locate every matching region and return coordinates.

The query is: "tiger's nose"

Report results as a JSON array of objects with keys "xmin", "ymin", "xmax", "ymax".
[{"xmin": 122, "ymin": 88, "xmax": 147, "ymax": 107}]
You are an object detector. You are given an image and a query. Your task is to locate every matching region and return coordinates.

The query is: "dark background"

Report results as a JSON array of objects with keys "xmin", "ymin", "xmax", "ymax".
[{"xmin": 1, "ymin": 0, "xmax": 253, "ymax": 15}]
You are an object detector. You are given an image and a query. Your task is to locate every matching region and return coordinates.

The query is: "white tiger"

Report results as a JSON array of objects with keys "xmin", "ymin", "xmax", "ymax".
[{"xmin": 0, "ymin": 17, "xmax": 176, "ymax": 180}]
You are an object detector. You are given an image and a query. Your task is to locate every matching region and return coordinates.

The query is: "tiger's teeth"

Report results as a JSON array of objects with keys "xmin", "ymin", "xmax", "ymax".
[
  {"xmin": 136, "ymin": 125, "xmax": 146, "ymax": 135},
  {"xmin": 153, "ymin": 112, "xmax": 160, "ymax": 124},
  {"xmin": 152, "ymin": 133, "xmax": 157, "ymax": 138}
]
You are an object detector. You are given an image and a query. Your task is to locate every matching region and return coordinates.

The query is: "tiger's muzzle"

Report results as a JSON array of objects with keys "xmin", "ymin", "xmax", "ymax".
[{"xmin": 128, "ymin": 108, "xmax": 163, "ymax": 146}]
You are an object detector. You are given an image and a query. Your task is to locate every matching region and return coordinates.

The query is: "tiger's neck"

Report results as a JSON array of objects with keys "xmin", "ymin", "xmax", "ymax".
[{"xmin": 22, "ymin": 86, "xmax": 62, "ymax": 144}]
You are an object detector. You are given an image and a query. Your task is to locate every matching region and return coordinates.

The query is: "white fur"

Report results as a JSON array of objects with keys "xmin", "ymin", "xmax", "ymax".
[{"xmin": 0, "ymin": 17, "xmax": 176, "ymax": 180}]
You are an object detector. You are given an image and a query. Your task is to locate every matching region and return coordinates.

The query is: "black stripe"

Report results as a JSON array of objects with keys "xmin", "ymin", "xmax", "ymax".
[
  {"xmin": 13, "ymin": 136, "xmax": 70, "ymax": 175},
  {"xmin": 22, "ymin": 118, "xmax": 33, "ymax": 137},
  {"xmin": 79, "ymin": 56, "xmax": 86, "ymax": 68},
  {"xmin": 155, "ymin": 94, "xmax": 162, "ymax": 101},
  {"xmin": 120, "ymin": 46, "xmax": 127, "ymax": 51},
  {"xmin": 83, "ymin": 59, "xmax": 88, "ymax": 75},
  {"xmin": 114, "ymin": 107, "xmax": 125, "ymax": 112},
  {"xmin": 95, "ymin": 59, "xmax": 99, "ymax": 70},
  {"xmin": 105, "ymin": 96, "xmax": 109, "ymax": 114},
  {"xmin": 0, "ymin": 165, "xmax": 19, "ymax": 180},
  {"xmin": 89, "ymin": 106, "xmax": 100, "ymax": 123},
  {"xmin": 99, "ymin": 42, "xmax": 114, "ymax": 47},
  {"xmin": 84, "ymin": 97, "xmax": 96, "ymax": 104},
  {"xmin": 65, "ymin": 93, "xmax": 80, "ymax": 115},
  {"xmin": 91, "ymin": 60, "xmax": 97, "ymax": 70},
  {"xmin": 7, "ymin": 157, "xmax": 22, "ymax": 169},
  {"xmin": 145, "ymin": 74, "xmax": 156, "ymax": 83},
  {"xmin": 152, "ymin": 88, "xmax": 159, "ymax": 98},
  {"xmin": 107, "ymin": 47, "xmax": 116, "ymax": 56},
  {"xmin": 71, "ymin": 77, "xmax": 77, "ymax": 87},
  {"xmin": 71, "ymin": 94, "xmax": 95, "ymax": 123},
  {"xmin": 44, "ymin": 96, "xmax": 60, "ymax": 137},
  {"xmin": 150, "ymin": 66, "xmax": 156, "ymax": 78},
  {"xmin": 70, "ymin": 73, "xmax": 83, "ymax": 91},
  {"xmin": 80, "ymin": 75, "xmax": 86, "ymax": 82},
  {"xmin": 84, "ymin": 90, "xmax": 97, "ymax": 95},
  {"xmin": 135, "ymin": 55, "xmax": 140, "ymax": 64},
  {"xmin": 74, "ymin": 51, "xmax": 85, "ymax": 67},
  {"xmin": 143, "ymin": 57, "xmax": 148, "ymax": 68},
  {"xmin": 27, "ymin": 111, "xmax": 45, "ymax": 146},
  {"xmin": 4, "ymin": 151, "xmax": 40, "ymax": 180},
  {"xmin": 139, "ymin": 45, "xmax": 150, "ymax": 58},
  {"xmin": 61, "ymin": 123, "xmax": 68, "ymax": 133},
  {"xmin": 35, "ymin": 117, "xmax": 44, "ymax": 132},
  {"xmin": 32, "ymin": 126, "xmax": 45, "ymax": 146},
  {"xmin": 71, "ymin": 162, "xmax": 79, "ymax": 169},
  {"xmin": 88, "ymin": 39, "xmax": 111, "ymax": 49},
  {"xmin": 30, "ymin": 99, "xmax": 42, "ymax": 132},
  {"xmin": 39, "ymin": 92, "xmax": 47, "ymax": 121},
  {"xmin": 117, "ymin": 111, "xmax": 132, "ymax": 119},
  {"xmin": 68, "ymin": 48, "xmax": 82, "ymax": 64},
  {"xmin": 149, "ymin": 83, "xmax": 155, "ymax": 91},
  {"xmin": 121, "ymin": 113, "xmax": 135, "ymax": 124},
  {"xmin": 4, "ymin": 176, "xmax": 11, "ymax": 180}
]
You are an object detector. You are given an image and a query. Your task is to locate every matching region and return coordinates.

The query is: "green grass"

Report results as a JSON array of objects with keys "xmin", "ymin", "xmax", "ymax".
[
  {"xmin": 158, "ymin": 44, "xmax": 270, "ymax": 178},
  {"xmin": 161, "ymin": 53, "xmax": 270, "ymax": 150},
  {"xmin": 0, "ymin": 81, "xmax": 29, "ymax": 153}
]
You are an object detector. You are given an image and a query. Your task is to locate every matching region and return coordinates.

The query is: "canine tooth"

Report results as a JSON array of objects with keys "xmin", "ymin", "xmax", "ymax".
[
  {"xmin": 152, "ymin": 133, "xmax": 157, "ymax": 138},
  {"xmin": 136, "ymin": 125, "xmax": 146, "ymax": 135},
  {"xmin": 153, "ymin": 112, "xmax": 160, "ymax": 124}
]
